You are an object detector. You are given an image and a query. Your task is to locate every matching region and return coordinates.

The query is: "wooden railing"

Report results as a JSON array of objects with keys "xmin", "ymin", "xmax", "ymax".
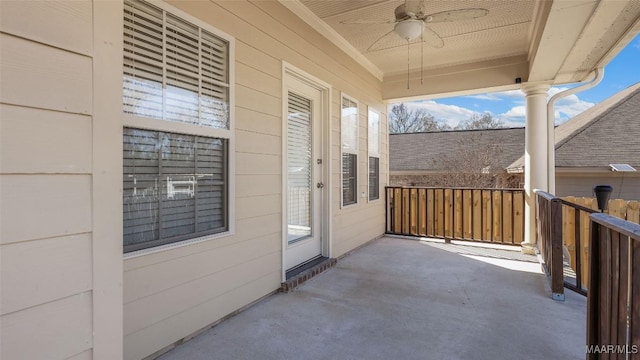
[
  {"xmin": 536, "ymin": 191, "xmax": 597, "ymax": 299},
  {"xmin": 537, "ymin": 193, "xmax": 640, "ymax": 299},
  {"xmin": 587, "ymin": 213, "xmax": 640, "ymax": 359},
  {"xmin": 385, "ymin": 187, "xmax": 525, "ymax": 245}
]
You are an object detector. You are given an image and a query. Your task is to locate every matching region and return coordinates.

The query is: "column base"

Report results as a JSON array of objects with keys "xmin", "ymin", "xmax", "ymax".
[{"xmin": 520, "ymin": 242, "xmax": 536, "ymax": 255}]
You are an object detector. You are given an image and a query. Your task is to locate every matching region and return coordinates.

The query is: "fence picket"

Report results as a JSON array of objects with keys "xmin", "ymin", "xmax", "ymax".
[
  {"xmin": 513, "ymin": 192, "xmax": 524, "ymax": 244},
  {"xmin": 627, "ymin": 200, "xmax": 640, "ymax": 224},
  {"xmin": 503, "ymin": 192, "xmax": 513, "ymax": 244}
]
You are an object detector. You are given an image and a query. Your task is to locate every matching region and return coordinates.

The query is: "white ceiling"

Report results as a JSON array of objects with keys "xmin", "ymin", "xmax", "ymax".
[
  {"xmin": 291, "ymin": 0, "xmax": 640, "ymax": 101},
  {"xmin": 302, "ymin": 0, "xmax": 535, "ymax": 75}
]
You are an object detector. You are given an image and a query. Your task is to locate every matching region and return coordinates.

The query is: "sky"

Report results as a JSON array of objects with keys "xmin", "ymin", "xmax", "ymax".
[{"xmin": 391, "ymin": 34, "xmax": 640, "ymax": 128}]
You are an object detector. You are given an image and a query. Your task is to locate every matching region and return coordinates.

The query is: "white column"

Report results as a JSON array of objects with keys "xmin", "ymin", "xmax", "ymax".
[{"xmin": 522, "ymin": 83, "xmax": 550, "ymax": 254}]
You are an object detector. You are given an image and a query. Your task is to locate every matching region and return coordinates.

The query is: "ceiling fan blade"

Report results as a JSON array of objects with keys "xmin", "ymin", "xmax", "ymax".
[
  {"xmin": 340, "ymin": 19, "xmax": 396, "ymax": 25},
  {"xmin": 367, "ymin": 29, "xmax": 402, "ymax": 52},
  {"xmin": 421, "ymin": 8, "xmax": 489, "ymax": 23},
  {"xmin": 404, "ymin": 0, "xmax": 425, "ymax": 15},
  {"xmin": 421, "ymin": 26, "xmax": 444, "ymax": 48}
]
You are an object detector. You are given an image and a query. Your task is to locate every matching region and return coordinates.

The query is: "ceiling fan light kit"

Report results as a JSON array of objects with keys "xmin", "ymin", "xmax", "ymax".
[{"xmin": 394, "ymin": 20, "xmax": 423, "ymax": 41}]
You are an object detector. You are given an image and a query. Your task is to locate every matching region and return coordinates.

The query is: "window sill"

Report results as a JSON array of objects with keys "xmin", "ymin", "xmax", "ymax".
[
  {"xmin": 340, "ymin": 202, "xmax": 359, "ymax": 209},
  {"xmin": 123, "ymin": 230, "xmax": 233, "ymax": 259}
]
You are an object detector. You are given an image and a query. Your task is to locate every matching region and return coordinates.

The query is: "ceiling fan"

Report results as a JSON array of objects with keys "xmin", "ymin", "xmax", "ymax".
[{"xmin": 341, "ymin": 1, "xmax": 489, "ymax": 88}]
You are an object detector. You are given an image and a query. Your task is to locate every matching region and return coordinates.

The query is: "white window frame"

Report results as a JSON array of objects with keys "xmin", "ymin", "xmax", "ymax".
[
  {"xmin": 368, "ymin": 107, "xmax": 381, "ymax": 202},
  {"xmin": 123, "ymin": 0, "xmax": 235, "ymax": 258},
  {"xmin": 341, "ymin": 93, "xmax": 359, "ymax": 208}
]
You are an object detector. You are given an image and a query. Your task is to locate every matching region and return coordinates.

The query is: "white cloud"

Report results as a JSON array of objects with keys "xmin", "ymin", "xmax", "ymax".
[
  {"xmin": 498, "ymin": 105, "xmax": 526, "ymax": 127},
  {"xmin": 494, "ymin": 87, "xmax": 594, "ymax": 125},
  {"xmin": 392, "ymin": 100, "xmax": 480, "ymax": 128},
  {"xmin": 548, "ymin": 87, "xmax": 595, "ymax": 124}
]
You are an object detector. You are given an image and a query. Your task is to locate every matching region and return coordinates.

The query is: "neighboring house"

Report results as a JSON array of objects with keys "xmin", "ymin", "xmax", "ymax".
[
  {"xmin": 389, "ymin": 128, "xmax": 525, "ymax": 188},
  {"xmin": 508, "ymin": 82, "xmax": 640, "ymax": 200}
]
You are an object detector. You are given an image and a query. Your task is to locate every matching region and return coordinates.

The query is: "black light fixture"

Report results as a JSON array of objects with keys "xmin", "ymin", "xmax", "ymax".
[{"xmin": 593, "ymin": 185, "xmax": 613, "ymax": 212}]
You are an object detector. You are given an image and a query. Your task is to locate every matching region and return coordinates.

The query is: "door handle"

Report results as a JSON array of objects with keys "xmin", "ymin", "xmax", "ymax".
[{"xmin": 316, "ymin": 182, "xmax": 324, "ymax": 189}]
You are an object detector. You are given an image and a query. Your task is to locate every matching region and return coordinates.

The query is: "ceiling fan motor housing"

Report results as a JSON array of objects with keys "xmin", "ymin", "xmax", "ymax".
[{"xmin": 394, "ymin": 4, "xmax": 413, "ymax": 20}]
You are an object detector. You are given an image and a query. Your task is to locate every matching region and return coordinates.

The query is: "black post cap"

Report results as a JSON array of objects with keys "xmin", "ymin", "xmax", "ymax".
[{"xmin": 593, "ymin": 185, "xmax": 613, "ymax": 211}]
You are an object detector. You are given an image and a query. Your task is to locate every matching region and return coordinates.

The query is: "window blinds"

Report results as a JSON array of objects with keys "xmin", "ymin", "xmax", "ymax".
[
  {"xmin": 368, "ymin": 110, "xmax": 380, "ymax": 157},
  {"xmin": 123, "ymin": 0, "xmax": 229, "ymax": 129},
  {"xmin": 287, "ymin": 92, "xmax": 313, "ymax": 239},
  {"xmin": 123, "ymin": 128, "xmax": 227, "ymax": 252},
  {"xmin": 342, "ymin": 153, "xmax": 357, "ymax": 206},
  {"xmin": 341, "ymin": 97, "xmax": 358, "ymax": 154},
  {"xmin": 369, "ymin": 157, "xmax": 379, "ymax": 201}
]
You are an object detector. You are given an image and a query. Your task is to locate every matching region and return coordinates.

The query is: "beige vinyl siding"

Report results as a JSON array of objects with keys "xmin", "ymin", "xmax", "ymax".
[
  {"xmin": 330, "ymin": 92, "xmax": 388, "ymax": 257},
  {"xmin": 67, "ymin": 350, "xmax": 94, "ymax": 360},
  {"xmin": 0, "ymin": 0, "xmax": 93, "ymax": 55},
  {"xmin": 556, "ymin": 172, "xmax": 640, "ymax": 200},
  {"xmin": 0, "ymin": 106, "xmax": 92, "ymax": 174},
  {"xmin": 1, "ymin": 1, "xmax": 123, "ymax": 359},
  {"xmin": 1, "ymin": 233, "xmax": 92, "ymax": 315},
  {"xmin": 0, "ymin": 2, "xmax": 95, "ymax": 358},
  {"xmin": 0, "ymin": 175, "xmax": 92, "ymax": 244},
  {"xmin": 0, "ymin": 33, "xmax": 92, "ymax": 114},
  {"xmin": 121, "ymin": 0, "xmax": 385, "ymax": 358},
  {"xmin": 1, "ymin": 292, "xmax": 93, "ymax": 360}
]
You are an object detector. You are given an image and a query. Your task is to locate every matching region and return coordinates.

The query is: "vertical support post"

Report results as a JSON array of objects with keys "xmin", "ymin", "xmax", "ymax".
[
  {"xmin": 550, "ymin": 198, "xmax": 565, "ymax": 301},
  {"xmin": 575, "ymin": 210, "xmax": 582, "ymax": 291},
  {"xmin": 385, "ymin": 187, "xmax": 390, "ymax": 233},
  {"xmin": 587, "ymin": 220, "xmax": 601, "ymax": 360},
  {"xmin": 521, "ymin": 83, "xmax": 551, "ymax": 254}
]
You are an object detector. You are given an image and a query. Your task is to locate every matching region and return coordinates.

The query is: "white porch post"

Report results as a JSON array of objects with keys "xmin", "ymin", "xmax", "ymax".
[{"xmin": 521, "ymin": 83, "xmax": 550, "ymax": 254}]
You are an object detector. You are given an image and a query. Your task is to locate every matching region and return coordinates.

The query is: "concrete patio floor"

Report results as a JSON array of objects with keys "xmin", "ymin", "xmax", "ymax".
[{"xmin": 158, "ymin": 236, "xmax": 587, "ymax": 360}]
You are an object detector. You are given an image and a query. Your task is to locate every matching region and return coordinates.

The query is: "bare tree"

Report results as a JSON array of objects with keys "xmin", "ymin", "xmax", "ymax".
[
  {"xmin": 389, "ymin": 103, "xmax": 450, "ymax": 133},
  {"xmin": 455, "ymin": 113, "xmax": 505, "ymax": 130},
  {"xmin": 430, "ymin": 133, "xmax": 516, "ymax": 188},
  {"xmin": 422, "ymin": 113, "xmax": 451, "ymax": 132}
]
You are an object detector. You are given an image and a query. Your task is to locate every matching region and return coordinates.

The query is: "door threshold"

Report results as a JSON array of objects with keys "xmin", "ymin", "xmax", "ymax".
[{"xmin": 281, "ymin": 257, "xmax": 336, "ymax": 293}]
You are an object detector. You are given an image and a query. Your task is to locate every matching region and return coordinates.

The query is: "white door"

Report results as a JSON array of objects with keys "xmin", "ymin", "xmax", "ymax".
[{"xmin": 284, "ymin": 77, "xmax": 324, "ymax": 270}]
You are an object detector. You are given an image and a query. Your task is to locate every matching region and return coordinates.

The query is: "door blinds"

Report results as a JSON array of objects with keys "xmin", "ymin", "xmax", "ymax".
[{"xmin": 287, "ymin": 92, "xmax": 312, "ymax": 235}]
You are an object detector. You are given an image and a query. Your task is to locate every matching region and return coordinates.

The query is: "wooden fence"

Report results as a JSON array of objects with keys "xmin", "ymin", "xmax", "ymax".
[
  {"xmin": 561, "ymin": 197, "xmax": 640, "ymax": 294},
  {"xmin": 385, "ymin": 187, "xmax": 525, "ymax": 245}
]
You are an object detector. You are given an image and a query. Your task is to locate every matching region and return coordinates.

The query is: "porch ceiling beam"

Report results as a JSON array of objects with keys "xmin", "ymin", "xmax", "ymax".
[
  {"xmin": 528, "ymin": 0, "xmax": 599, "ymax": 83},
  {"xmin": 382, "ymin": 55, "xmax": 529, "ymax": 102},
  {"xmin": 530, "ymin": 0, "xmax": 640, "ymax": 84},
  {"xmin": 555, "ymin": 2, "xmax": 640, "ymax": 83}
]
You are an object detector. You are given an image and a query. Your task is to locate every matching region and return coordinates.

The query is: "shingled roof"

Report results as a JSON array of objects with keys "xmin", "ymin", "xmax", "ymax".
[
  {"xmin": 390, "ymin": 127, "xmax": 525, "ymax": 172},
  {"xmin": 508, "ymin": 82, "xmax": 640, "ymax": 172}
]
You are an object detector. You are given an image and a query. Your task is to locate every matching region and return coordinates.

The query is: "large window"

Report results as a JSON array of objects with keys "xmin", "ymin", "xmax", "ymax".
[
  {"xmin": 341, "ymin": 95, "xmax": 358, "ymax": 207},
  {"xmin": 122, "ymin": 0, "xmax": 233, "ymax": 253},
  {"xmin": 368, "ymin": 108, "xmax": 380, "ymax": 201}
]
